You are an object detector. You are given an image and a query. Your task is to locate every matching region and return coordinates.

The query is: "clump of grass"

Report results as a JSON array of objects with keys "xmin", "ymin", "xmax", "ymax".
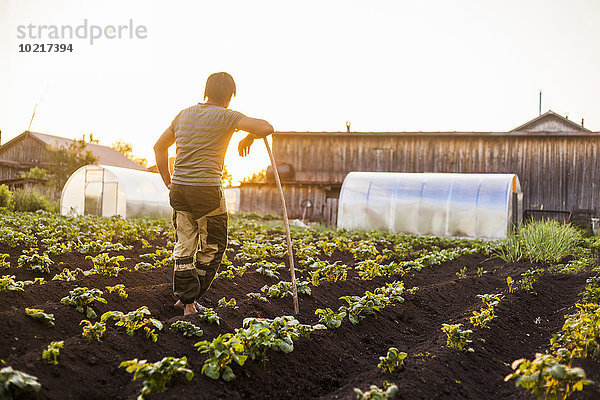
[
  {"xmin": 494, "ymin": 220, "xmax": 582, "ymax": 264},
  {"xmin": 495, "ymin": 230, "xmax": 522, "ymax": 262},
  {"xmin": 519, "ymin": 220, "xmax": 582, "ymax": 263}
]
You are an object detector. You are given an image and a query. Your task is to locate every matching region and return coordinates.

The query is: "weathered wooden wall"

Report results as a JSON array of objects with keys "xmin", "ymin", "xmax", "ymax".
[
  {"xmin": 266, "ymin": 132, "xmax": 600, "ymax": 215},
  {"xmin": 239, "ymin": 182, "xmax": 339, "ymax": 225},
  {"xmin": 0, "ymin": 135, "xmax": 48, "ymax": 180}
]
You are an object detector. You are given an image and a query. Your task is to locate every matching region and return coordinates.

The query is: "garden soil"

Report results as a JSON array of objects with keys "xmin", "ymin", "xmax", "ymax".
[{"xmin": 1, "ymin": 240, "xmax": 599, "ymax": 399}]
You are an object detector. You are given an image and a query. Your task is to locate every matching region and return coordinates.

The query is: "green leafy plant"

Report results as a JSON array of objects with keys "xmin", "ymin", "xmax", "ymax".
[
  {"xmin": 0, "ymin": 366, "xmax": 41, "ymax": 398},
  {"xmin": 550, "ymin": 303, "xmax": 600, "ymax": 360},
  {"xmin": 477, "ymin": 267, "xmax": 484, "ymax": 277},
  {"xmin": 504, "ymin": 349, "xmax": 591, "ymax": 400},
  {"xmin": 42, "ymin": 341, "xmax": 64, "ymax": 365},
  {"xmin": 470, "ymin": 294, "xmax": 502, "ymax": 328},
  {"xmin": 52, "ymin": 267, "xmax": 80, "ymax": 281},
  {"xmin": 61, "ymin": 287, "xmax": 107, "ymax": 319},
  {"xmin": 354, "ymin": 381, "xmax": 398, "ymax": 399},
  {"xmin": 518, "ymin": 268, "xmax": 544, "ymax": 293},
  {"xmin": 105, "ymin": 284, "xmax": 128, "ymax": 299},
  {"xmin": 86, "ymin": 253, "xmax": 127, "ymax": 276},
  {"xmin": 134, "ymin": 261, "xmax": 156, "ymax": 271},
  {"xmin": 170, "ymin": 321, "xmax": 204, "ymax": 338},
  {"xmin": 340, "ymin": 282, "xmax": 405, "ymax": 325},
  {"xmin": 218, "ymin": 297, "xmax": 237, "ymax": 308},
  {"xmin": 0, "ymin": 275, "xmax": 26, "ymax": 292},
  {"xmin": 12, "ymin": 188, "xmax": 57, "ymax": 212},
  {"xmin": 195, "ymin": 316, "xmax": 324, "ymax": 382},
  {"xmin": 308, "ymin": 261, "xmax": 349, "ymax": 285},
  {"xmin": 254, "ymin": 260, "xmax": 284, "ymax": 278},
  {"xmin": 0, "ymin": 184, "xmax": 13, "ymax": 209},
  {"xmin": 0, "ymin": 254, "xmax": 9, "ymax": 269},
  {"xmin": 32, "ymin": 277, "xmax": 46, "ymax": 285},
  {"xmin": 507, "ymin": 276, "xmax": 515, "ymax": 293},
  {"xmin": 579, "ymin": 276, "xmax": 600, "ymax": 304},
  {"xmin": 470, "ymin": 307, "xmax": 495, "ymax": 328},
  {"xmin": 355, "ymin": 259, "xmax": 387, "ymax": 280},
  {"xmin": 553, "ymin": 246, "xmax": 596, "ymax": 274},
  {"xmin": 315, "ymin": 308, "xmax": 347, "ymax": 329},
  {"xmin": 17, "ymin": 248, "xmax": 53, "ymax": 273},
  {"xmin": 80, "ymin": 320, "xmax": 106, "ymax": 341},
  {"xmin": 260, "ymin": 280, "xmax": 311, "ymax": 298},
  {"xmin": 25, "ymin": 308, "xmax": 55, "ymax": 327},
  {"xmin": 441, "ymin": 323, "xmax": 474, "ymax": 352},
  {"xmin": 456, "ymin": 266, "xmax": 467, "ymax": 279},
  {"xmin": 198, "ymin": 307, "xmax": 221, "ymax": 325},
  {"xmin": 120, "ymin": 356, "xmax": 193, "ymax": 400},
  {"xmin": 246, "ymin": 292, "xmax": 268, "ymax": 302},
  {"xmin": 101, "ymin": 306, "xmax": 163, "ymax": 342},
  {"xmin": 217, "ymin": 268, "xmax": 235, "ymax": 280},
  {"xmin": 377, "ymin": 347, "xmax": 407, "ymax": 373}
]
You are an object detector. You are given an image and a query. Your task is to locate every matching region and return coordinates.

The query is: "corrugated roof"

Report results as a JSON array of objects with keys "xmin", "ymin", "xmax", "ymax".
[{"xmin": 27, "ymin": 132, "xmax": 147, "ymax": 171}]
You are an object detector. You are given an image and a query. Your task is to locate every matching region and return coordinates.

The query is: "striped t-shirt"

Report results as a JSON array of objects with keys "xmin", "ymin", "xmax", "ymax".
[{"xmin": 170, "ymin": 103, "xmax": 245, "ymax": 186}]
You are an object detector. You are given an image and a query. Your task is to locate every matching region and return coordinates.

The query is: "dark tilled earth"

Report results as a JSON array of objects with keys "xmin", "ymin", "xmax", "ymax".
[{"xmin": 1, "ymin": 239, "xmax": 599, "ymax": 400}]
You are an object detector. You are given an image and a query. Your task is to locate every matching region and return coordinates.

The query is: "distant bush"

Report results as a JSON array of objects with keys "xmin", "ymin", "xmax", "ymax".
[
  {"xmin": 0, "ymin": 184, "xmax": 13, "ymax": 209},
  {"xmin": 12, "ymin": 188, "xmax": 58, "ymax": 213},
  {"xmin": 20, "ymin": 167, "xmax": 48, "ymax": 180}
]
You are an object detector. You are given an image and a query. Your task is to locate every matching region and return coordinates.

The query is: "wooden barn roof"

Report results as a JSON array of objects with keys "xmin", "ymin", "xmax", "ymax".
[
  {"xmin": 274, "ymin": 130, "xmax": 599, "ymax": 138},
  {"xmin": 275, "ymin": 111, "xmax": 596, "ymax": 138},
  {"xmin": 0, "ymin": 131, "xmax": 147, "ymax": 171},
  {"xmin": 510, "ymin": 110, "xmax": 591, "ymax": 133}
]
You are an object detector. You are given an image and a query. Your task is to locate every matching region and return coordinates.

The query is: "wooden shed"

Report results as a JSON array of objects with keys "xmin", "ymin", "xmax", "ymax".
[
  {"xmin": 239, "ymin": 111, "xmax": 600, "ymax": 225},
  {"xmin": 0, "ymin": 131, "xmax": 147, "ymax": 189}
]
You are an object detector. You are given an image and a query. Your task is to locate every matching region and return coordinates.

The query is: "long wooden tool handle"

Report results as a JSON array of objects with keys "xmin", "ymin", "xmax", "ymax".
[{"xmin": 263, "ymin": 137, "xmax": 299, "ymax": 314}]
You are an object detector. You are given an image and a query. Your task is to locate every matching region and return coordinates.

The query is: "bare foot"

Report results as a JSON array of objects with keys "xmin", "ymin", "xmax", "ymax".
[
  {"xmin": 183, "ymin": 303, "xmax": 197, "ymax": 315},
  {"xmin": 174, "ymin": 300, "xmax": 183, "ymax": 309}
]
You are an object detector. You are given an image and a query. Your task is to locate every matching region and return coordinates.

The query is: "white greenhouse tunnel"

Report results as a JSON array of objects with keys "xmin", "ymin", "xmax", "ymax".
[
  {"xmin": 61, "ymin": 164, "xmax": 242, "ymax": 219},
  {"xmin": 61, "ymin": 165, "xmax": 172, "ymax": 219},
  {"xmin": 337, "ymin": 172, "xmax": 523, "ymax": 240}
]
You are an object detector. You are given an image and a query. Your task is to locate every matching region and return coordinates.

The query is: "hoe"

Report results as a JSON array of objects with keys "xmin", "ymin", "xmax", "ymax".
[{"xmin": 263, "ymin": 137, "xmax": 299, "ymax": 314}]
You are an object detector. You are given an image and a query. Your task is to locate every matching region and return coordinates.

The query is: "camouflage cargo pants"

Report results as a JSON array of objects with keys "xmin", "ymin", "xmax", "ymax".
[{"xmin": 169, "ymin": 184, "xmax": 228, "ymax": 305}]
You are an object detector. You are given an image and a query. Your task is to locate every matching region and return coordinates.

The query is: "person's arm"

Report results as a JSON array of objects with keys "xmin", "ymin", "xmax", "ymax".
[
  {"xmin": 237, "ymin": 116, "xmax": 274, "ymax": 138},
  {"xmin": 153, "ymin": 126, "xmax": 175, "ymax": 189},
  {"xmin": 236, "ymin": 116, "xmax": 274, "ymax": 157}
]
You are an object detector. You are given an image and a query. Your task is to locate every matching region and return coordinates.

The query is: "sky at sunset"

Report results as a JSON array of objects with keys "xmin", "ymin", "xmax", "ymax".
[{"xmin": 1, "ymin": 0, "xmax": 599, "ymax": 183}]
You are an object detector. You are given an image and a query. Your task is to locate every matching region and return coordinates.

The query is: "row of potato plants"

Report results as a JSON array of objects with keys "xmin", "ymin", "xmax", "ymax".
[{"xmin": 505, "ymin": 274, "xmax": 600, "ymax": 399}]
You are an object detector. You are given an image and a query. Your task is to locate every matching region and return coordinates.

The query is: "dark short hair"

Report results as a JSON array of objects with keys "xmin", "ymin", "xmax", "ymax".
[{"xmin": 204, "ymin": 72, "xmax": 236, "ymax": 107}]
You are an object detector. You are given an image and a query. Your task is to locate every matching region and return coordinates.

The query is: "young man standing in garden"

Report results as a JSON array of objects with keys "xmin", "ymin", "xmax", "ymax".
[{"xmin": 154, "ymin": 72, "xmax": 273, "ymax": 315}]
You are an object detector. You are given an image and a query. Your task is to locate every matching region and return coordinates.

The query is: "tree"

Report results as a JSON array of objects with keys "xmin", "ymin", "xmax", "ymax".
[
  {"xmin": 242, "ymin": 168, "xmax": 267, "ymax": 183},
  {"xmin": 222, "ymin": 165, "xmax": 233, "ymax": 187},
  {"xmin": 46, "ymin": 138, "xmax": 98, "ymax": 191},
  {"xmin": 111, "ymin": 140, "xmax": 148, "ymax": 168}
]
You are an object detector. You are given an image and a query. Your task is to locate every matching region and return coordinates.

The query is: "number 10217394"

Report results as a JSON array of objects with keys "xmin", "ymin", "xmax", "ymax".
[{"xmin": 19, "ymin": 43, "xmax": 73, "ymax": 53}]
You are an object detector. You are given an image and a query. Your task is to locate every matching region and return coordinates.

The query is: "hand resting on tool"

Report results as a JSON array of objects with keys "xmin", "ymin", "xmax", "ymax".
[{"xmin": 236, "ymin": 116, "xmax": 274, "ymax": 157}]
